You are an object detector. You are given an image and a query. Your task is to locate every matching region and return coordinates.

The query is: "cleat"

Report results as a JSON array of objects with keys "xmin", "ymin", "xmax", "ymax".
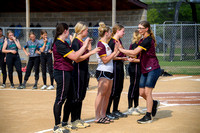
[{"xmin": 137, "ymin": 115, "xmax": 152, "ymax": 124}]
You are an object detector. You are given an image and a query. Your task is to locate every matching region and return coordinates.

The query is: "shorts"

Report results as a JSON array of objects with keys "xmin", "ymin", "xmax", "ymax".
[
  {"xmin": 95, "ymin": 70, "xmax": 113, "ymax": 81},
  {"xmin": 139, "ymin": 68, "xmax": 161, "ymax": 88}
]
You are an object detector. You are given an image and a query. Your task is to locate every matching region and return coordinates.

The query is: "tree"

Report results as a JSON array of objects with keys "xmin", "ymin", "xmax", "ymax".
[{"xmin": 147, "ymin": 8, "xmax": 162, "ymax": 24}]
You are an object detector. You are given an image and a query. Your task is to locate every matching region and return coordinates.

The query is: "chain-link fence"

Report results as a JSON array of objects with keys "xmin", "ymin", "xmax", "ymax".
[{"xmin": 1, "ymin": 24, "xmax": 200, "ymax": 75}]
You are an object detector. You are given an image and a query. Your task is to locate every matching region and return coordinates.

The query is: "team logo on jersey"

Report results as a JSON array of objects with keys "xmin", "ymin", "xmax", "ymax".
[{"xmin": 107, "ymin": 47, "xmax": 110, "ymax": 51}]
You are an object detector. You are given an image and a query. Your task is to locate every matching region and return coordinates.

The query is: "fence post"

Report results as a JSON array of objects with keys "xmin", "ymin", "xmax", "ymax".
[
  {"xmin": 194, "ymin": 24, "xmax": 198, "ymax": 60},
  {"xmin": 154, "ymin": 24, "xmax": 156, "ymax": 38},
  {"xmin": 163, "ymin": 24, "xmax": 166, "ymax": 61},
  {"xmin": 180, "ymin": 23, "xmax": 183, "ymax": 61}
]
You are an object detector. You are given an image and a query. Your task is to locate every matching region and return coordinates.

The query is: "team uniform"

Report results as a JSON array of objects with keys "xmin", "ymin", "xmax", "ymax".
[
  {"xmin": 23, "ymin": 40, "xmax": 40, "ymax": 88},
  {"xmin": 6, "ymin": 39, "xmax": 23, "ymax": 88},
  {"xmin": 127, "ymin": 42, "xmax": 141, "ymax": 114},
  {"xmin": 64, "ymin": 37, "xmax": 90, "ymax": 125},
  {"xmin": 137, "ymin": 35, "xmax": 161, "ymax": 123},
  {"xmin": 0, "ymin": 36, "xmax": 7, "ymax": 87},
  {"xmin": 138, "ymin": 35, "xmax": 161, "ymax": 88},
  {"xmin": 106, "ymin": 37, "xmax": 127, "ymax": 119},
  {"xmin": 96, "ymin": 40, "xmax": 113, "ymax": 80},
  {"xmin": 38, "ymin": 37, "xmax": 54, "ymax": 87},
  {"xmin": 53, "ymin": 38, "xmax": 74, "ymax": 127}
]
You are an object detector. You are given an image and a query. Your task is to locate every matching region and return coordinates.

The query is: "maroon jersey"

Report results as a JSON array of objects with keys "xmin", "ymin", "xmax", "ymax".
[
  {"xmin": 138, "ymin": 36, "xmax": 160, "ymax": 74},
  {"xmin": 53, "ymin": 38, "xmax": 74, "ymax": 71},
  {"xmin": 108, "ymin": 37, "xmax": 126, "ymax": 58}
]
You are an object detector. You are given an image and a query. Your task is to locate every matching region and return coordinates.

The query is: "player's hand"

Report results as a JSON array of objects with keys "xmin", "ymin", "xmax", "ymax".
[
  {"xmin": 26, "ymin": 53, "xmax": 30, "ymax": 56},
  {"xmin": 11, "ymin": 50, "xmax": 17, "ymax": 54},
  {"xmin": 48, "ymin": 50, "xmax": 52, "ymax": 53},
  {"xmin": 11, "ymin": 36, "xmax": 16, "ymax": 41},
  {"xmin": 44, "ymin": 37, "xmax": 47, "ymax": 43},
  {"xmin": 91, "ymin": 47, "xmax": 101, "ymax": 54}
]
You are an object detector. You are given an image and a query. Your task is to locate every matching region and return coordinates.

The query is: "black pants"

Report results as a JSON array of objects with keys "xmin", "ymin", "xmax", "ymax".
[
  {"xmin": 53, "ymin": 70, "xmax": 73, "ymax": 125},
  {"xmin": 64, "ymin": 63, "xmax": 89, "ymax": 122},
  {"xmin": 40, "ymin": 53, "xmax": 53, "ymax": 85},
  {"xmin": 24, "ymin": 56, "xmax": 40, "ymax": 82},
  {"xmin": 106, "ymin": 61, "xmax": 124, "ymax": 114},
  {"xmin": 6, "ymin": 53, "xmax": 22, "ymax": 85},
  {"xmin": 128, "ymin": 63, "xmax": 141, "ymax": 108},
  {"xmin": 0, "ymin": 52, "xmax": 7, "ymax": 84}
]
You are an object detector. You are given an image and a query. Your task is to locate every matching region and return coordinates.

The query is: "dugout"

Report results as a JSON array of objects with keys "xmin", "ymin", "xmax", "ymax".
[{"xmin": 0, "ymin": 0, "xmax": 147, "ymax": 27}]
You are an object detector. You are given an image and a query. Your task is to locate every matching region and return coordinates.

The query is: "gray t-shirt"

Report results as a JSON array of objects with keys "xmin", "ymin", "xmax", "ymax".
[
  {"xmin": 24, "ymin": 39, "xmax": 40, "ymax": 57},
  {"xmin": 38, "ymin": 37, "xmax": 53, "ymax": 53},
  {"xmin": 6, "ymin": 39, "xmax": 18, "ymax": 51},
  {"xmin": 0, "ymin": 36, "xmax": 5, "ymax": 51}
]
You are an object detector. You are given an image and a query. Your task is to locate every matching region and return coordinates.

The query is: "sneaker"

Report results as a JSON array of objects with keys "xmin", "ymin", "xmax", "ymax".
[
  {"xmin": 71, "ymin": 120, "xmax": 86, "ymax": 129},
  {"xmin": 127, "ymin": 108, "xmax": 140, "ymax": 116},
  {"xmin": 62, "ymin": 122, "xmax": 77, "ymax": 130},
  {"xmin": 41, "ymin": 85, "xmax": 47, "ymax": 90},
  {"xmin": 113, "ymin": 110, "xmax": 128, "ymax": 118},
  {"xmin": 1, "ymin": 84, "xmax": 6, "ymax": 88},
  {"xmin": 10, "ymin": 84, "xmax": 15, "ymax": 88},
  {"xmin": 136, "ymin": 106, "xmax": 146, "ymax": 114},
  {"xmin": 32, "ymin": 84, "xmax": 37, "ymax": 89},
  {"xmin": 79, "ymin": 119, "xmax": 90, "ymax": 127},
  {"xmin": 152, "ymin": 100, "xmax": 160, "ymax": 117},
  {"xmin": 16, "ymin": 85, "xmax": 24, "ymax": 89},
  {"xmin": 22, "ymin": 84, "xmax": 26, "ymax": 89},
  {"xmin": 47, "ymin": 85, "xmax": 54, "ymax": 90},
  {"xmin": 106, "ymin": 113, "xmax": 119, "ymax": 120},
  {"xmin": 137, "ymin": 115, "xmax": 152, "ymax": 124},
  {"xmin": 53, "ymin": 125, "xmax": 70, "ymax": 133}
]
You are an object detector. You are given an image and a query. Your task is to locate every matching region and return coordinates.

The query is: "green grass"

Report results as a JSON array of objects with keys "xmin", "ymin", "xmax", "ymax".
[{"xmin": 158, "ymin": 58, "xmax": 200, "ymax": 75}]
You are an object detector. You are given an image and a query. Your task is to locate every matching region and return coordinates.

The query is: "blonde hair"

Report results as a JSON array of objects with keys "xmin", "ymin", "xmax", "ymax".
[
  {"xmin": 132, "ymin": 30, "xmax": 142, "ymax": 44},
  {"xmin": 98, "ymin": 22, "xmax": 110, "ymax": 37},
  {"xmin": 40, "ymin": 30, "xmax": 47, "ymax": 39},
  {"xmin": 112, "ymin": 24, "xmax": 124, "ymax": 37},
  {"xmin": 139, "ymin": 21, "xmax": 157, "ymax": 47},
  {"xmin": 72, "ymin": 21, "xmax": 88, "ymax": 41},
  {"xmin": 7, "ymin": 30, "xmax": 14, "ymax": 37}
]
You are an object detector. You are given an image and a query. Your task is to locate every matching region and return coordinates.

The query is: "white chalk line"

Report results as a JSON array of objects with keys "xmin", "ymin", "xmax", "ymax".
[{"xmin": 160, "ymin": 76, "xmax": 193, "ymax": 81}]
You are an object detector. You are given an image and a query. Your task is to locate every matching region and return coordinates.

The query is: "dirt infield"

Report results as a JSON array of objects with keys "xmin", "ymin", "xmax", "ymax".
[{"xmin": 0, "ymin": 74, "xmax": 200, "ymax": 133}]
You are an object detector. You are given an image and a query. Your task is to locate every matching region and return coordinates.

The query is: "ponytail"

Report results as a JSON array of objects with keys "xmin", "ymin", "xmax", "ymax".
[
  {"xmin": 150, "ymin": 30, "xmax": 157, "ymax": 47},
  {"xmin": 72, "ymin": 21, "xmax": 88, "ymax": 41},
  {"xmin": 53, "ymin": 23, "xmax": 69, "ymax": 45}
]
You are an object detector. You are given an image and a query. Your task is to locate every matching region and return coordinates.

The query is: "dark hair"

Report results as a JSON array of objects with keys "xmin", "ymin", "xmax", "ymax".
[
  {"xmin": 40, "ymin": 30, "xmax": 47, "ymax": 39},
  {"xmin": 29, "ymin": 31, "xmax": 36, "ymax": 37},
  {"xmin": 139, "ymin": 21, "xmax": 157, "ymax": 46},
  {"xmin": 0, "ymin": 28, "xmax": 2, "ymax": 31},
  {"xmin": 53, "ymin": 23, "xmax": 69, "ymax": 45}
]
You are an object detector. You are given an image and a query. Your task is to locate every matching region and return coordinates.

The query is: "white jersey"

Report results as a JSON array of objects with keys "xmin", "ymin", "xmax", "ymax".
[{"xmin": 96, "ymin": 40, "xmax": 113, "ymax": 73}]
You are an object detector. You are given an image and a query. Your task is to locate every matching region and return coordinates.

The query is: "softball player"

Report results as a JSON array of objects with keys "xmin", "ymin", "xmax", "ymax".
[
  {"xmin": 52, "ymin": 23, "xmax": 91, "ymax": 133},
  {"xmin": 22, "ymin": 32, "xmax": 40, "ymax": 89},
  {"xmin": 95, "ymin": 22, "xmax": 119, "ymax": 124},
  {"xmin": 0, "ymin": 28, "xmax": 7, "ymax": 88},
  {"xmin": 106, "ymin": 24, "xmax": 128, "ymax": 120},
  {"xmin": 64, "ymin": 21, "xmax": 100, "ymax": 129},
  {"xmin": 126, "ymin": 30, "xmax": 144, "ymax": 115},
  {"xmin": 39, "ymin": 30, "xmax": 54, "ymax": 90},
  {"xmin": 119, "ymin": 21, "xmax": 161, "ymax": 124},
  {"xmin": 2, "ymin": 30, "xmax": 23, "ymax": 89}
]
